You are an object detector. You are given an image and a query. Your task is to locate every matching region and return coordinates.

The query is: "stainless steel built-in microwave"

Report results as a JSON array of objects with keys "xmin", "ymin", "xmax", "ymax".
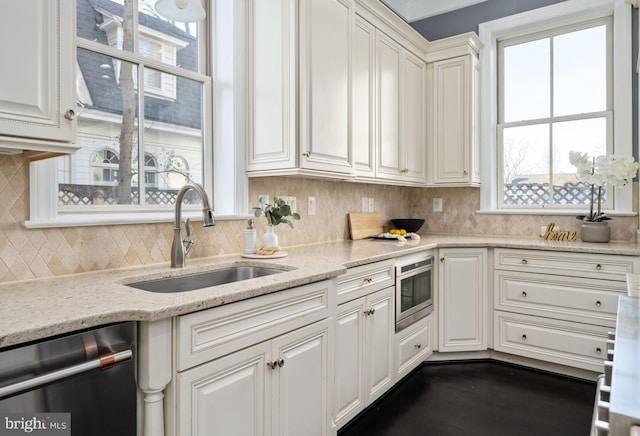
[{"xmin": 395, "ymin": 255, "xmax": 434, "ymax": 332}]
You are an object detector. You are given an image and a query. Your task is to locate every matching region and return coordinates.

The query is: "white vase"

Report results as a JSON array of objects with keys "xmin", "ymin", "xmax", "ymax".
[{"xmin": 262, "ymin": 226, "xmax": 279, "ymax": 247}]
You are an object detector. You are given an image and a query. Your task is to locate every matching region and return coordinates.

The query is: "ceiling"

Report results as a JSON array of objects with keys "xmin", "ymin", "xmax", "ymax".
[{"xmin": 380, "ymin": 0, "xmax": 488, "ymax": 22}]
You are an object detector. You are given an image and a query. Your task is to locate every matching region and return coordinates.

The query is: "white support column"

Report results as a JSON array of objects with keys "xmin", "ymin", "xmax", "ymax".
[{"xmin": 137, "ymin": 319, "xmax": 172, "ymax": 436}]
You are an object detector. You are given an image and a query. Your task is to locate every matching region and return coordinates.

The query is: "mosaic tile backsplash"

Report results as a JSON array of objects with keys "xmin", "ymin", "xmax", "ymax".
[{"xmin": 0, "ymin": 154, "xmax": 637, "ymax": 282}]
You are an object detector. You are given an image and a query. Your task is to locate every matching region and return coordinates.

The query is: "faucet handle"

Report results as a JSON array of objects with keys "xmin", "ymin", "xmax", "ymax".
[{"xmin": 183, "ymin": 218, "xmax": 194, "ymax": 255}]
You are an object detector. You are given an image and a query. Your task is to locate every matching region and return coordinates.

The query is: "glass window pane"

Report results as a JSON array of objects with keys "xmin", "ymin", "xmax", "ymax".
[
  {"xmin": 142, "ymin": 70, "xmax": 204, "ymax": 206},
  {"xmin": 59, "ymin": 50, "xmax": 139, "ymax": 207},
  {"xmin": 554, "ymin": 26, "xmax": 607, "ymax": 116},
  {"xmin": 139, "ymin": 0, "xmax": 200, "ymax": 73},
  {"xmin": 77, "ymin": 0, "xmax": 200, "ymax": 73},
  {"xmin": 502, "ymin": 124, "xmax": 550, "ymax": 205},
  {"xmin": 77, "ymin": 0, "xmax": 135, "ymax": 51},
  {"xmin": 552, "ymin": 118, "xmax": 607, "ymax": 206},
  {"xmin": 503, "ymin": 38, "xmax": 550, "ymax": 122}
]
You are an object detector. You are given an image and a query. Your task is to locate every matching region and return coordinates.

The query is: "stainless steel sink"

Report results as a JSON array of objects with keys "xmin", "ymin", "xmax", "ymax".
[{"xmin": 126, "ymin": 266, "xmax": 287, "ymax": 293}]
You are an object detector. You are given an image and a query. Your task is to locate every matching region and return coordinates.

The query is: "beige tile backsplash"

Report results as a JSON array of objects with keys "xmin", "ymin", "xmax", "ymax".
[{"xmin": 1, "ymin": 154, "xmax": 637, "ymax": 282}]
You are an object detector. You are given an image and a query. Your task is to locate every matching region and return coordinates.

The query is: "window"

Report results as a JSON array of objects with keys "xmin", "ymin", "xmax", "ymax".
[
  {"xmin": 498, "ymin": 19, "xmax": 611, "ymax": 209},
  {"xmin": 92, "ymin": 149, "xmax": 120, "ymax": 185},
  {"xmin": 27, "ymin": 1, "xmax": 249, "ymax": 227},
  {"xmin": 479, "ymin": 0, "xmax": 633, "ymax": 216}
]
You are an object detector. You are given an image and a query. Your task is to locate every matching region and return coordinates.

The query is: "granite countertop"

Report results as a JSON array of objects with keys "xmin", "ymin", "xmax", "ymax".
[{"xmin": 1, "ymin": 234, "xmax": 639, "ymax": 349}]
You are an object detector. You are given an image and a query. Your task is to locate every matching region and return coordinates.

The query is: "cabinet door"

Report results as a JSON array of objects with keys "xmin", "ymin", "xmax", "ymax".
[
  {"xmin": 0, "ymin": 0, "xmax": 76, "ymax": 149},
  {"xmin": 299, "ymin": 0, "xmax": 353, "ymax": 174},
  {"xmin": 334, "ymin": 298, "xmax": 367, "ymax": 428},
  {"xmin": 177, "ymin": 342, "xmax": 269, "ymax": 436},
  {"xmin": 365, "ymin": 287, "xmax": 395, "ymax": 403},
  {"xmin": 431, "ymin": 55, "xmax": 480, "ymax": 186},
  {"xmin": 438, "ymin": 248, "xmax": 488, "ymax": 352},
  {"xmin": 401, "ymin": 51, "xmax": 427, "ymax": 183},
  {"xmin": 352, "ymin": 16, "xmax": 376, "ymax": 178},
  {"xmin": 247, "ymin": 0, "xmax": 296, "ymax": 171},
  {"xmin": 376, "ymin": 33, "xmax": 402, "ymax": 180},
  {"xmin": 272, "ymin": 319, "xmax": 332, "ymax": 436}
]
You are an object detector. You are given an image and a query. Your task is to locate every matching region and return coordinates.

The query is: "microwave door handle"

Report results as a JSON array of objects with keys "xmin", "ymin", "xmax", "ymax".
[{"xmin": 0, "ymin": 349, "xmax": 132, "ymax": 400}]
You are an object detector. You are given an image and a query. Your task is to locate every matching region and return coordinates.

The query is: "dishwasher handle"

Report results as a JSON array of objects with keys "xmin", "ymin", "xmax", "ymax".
[{"xmin": 0, "ymin": 349, "xmax": 132, "ymax": 400}]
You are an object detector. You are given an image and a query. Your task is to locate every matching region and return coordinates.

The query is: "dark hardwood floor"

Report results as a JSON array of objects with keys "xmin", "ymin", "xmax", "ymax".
[{"xmin": 338, "ymin": 360, "xmax": 596, "ymax": 436}]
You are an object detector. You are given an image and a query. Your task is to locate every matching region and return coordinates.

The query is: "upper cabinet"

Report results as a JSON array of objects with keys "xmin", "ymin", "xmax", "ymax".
[
  {"xmin": 247, "ymin": 0, "xmax": 429, "ymax": 186},
  {"xmin": 375, "ymin": 33, "xmax": 427, "ymax": 185},
  {"xmin": 426, "ymin": 33, "xmax": 483, "ymax": 187},
  {"xmin": 247, "ymin": 0, "xmax": 354, "ymax": 179},
  {"xmin": 0, "ymin": 0, "xmax": 79, "ymax": 160}
]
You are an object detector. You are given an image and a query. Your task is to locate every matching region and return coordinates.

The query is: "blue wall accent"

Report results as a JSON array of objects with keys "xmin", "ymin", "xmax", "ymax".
[{"xmin": 409, "ymin": 0, "xmax": 567, "ymax": 41}]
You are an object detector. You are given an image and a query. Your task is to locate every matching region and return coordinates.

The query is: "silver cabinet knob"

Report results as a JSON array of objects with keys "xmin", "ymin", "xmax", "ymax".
[
  {"xmin": 64, "ymin": 109, "xmax": 76, "ymax": 120},
  {"xmin": 522, "ymin": 291, "xmax": 527, "ymax": 298},
  {"xmin": 596, "ymin": 347, "xmax": 602, "ymax": 354},
  {"xmin": 414, "ymin": 343, "xmax": 422, "ymax": 350},
  {"xmin": 302, "ymin": 151, "xmax": 311, "ymax": 158},
  {"xmin": 521, "ymin": 334, "xmax": 527, "ymax": 341},
  {"xmin": 363, "ymin": 277, "xmax": 373, "ymax": 284},
  {"xmin": 596, "ymin": 301, "xmax": 602, "ymax": 307},
  {"xmin": 521, "ymin": 259, "xmax": 528, "ymax": 265},
  {"xmin": 596, "ymin": 264, "xmax": 602, "ymax": 270},
  {"xmin": 277, "ymin": 358, "xmax": 284, "ymax": 367}
]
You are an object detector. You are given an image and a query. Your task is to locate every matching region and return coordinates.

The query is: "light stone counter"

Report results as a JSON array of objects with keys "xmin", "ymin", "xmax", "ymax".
[{"xmin": 1, "ymin": 234, "xmax": 639, "ymax": 349}]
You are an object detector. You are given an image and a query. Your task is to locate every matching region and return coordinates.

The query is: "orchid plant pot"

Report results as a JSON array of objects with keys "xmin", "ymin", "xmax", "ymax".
[{"xmin": 579, "ymin": 221, "xmax": 611, "ymax": 243}]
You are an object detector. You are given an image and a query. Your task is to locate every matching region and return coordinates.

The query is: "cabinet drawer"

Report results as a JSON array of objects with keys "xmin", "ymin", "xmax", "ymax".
[
  {"xmin": 494, "ymin": 311, "xmax": 610, "ymax": 372},
  {"xmin": 337, "ymin": 260, "xmax": 394, "ymax": 304},
  {"xmin": 494, "ymin": 248, "xmax": 638, "ymax": 281},
  {"xmin": 176, "ymin": 280, "xmax": 332, "ymax": 371},
  {"xmin": 395, "ymin": 314, "xmax": 432, "ymax": 380},
  {"xmin": 495, "ymin": 270, "xmax": 623, "ymax": 326}
]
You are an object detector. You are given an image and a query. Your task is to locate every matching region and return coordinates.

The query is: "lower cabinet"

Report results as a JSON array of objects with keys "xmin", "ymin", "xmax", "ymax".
[
  {"xmin": 176, "ymin": 319, "xmax": 332, "ymax": 436},
  {"xmin": 334, "ymin": 286, "xmax": 395, "ymax": 429},
  {"xmin": 438, "ymin": 248, "xmax": 488, "ymax": 352},
  {"xmin": 395, "ymin": 314, "xmax": 433, "ymax": 380}
]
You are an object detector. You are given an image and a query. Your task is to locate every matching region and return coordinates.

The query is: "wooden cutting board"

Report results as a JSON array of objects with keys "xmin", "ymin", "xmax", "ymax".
[{"xmin": 348, "ymin": 212, "xmax": 385, "ymax": 240}]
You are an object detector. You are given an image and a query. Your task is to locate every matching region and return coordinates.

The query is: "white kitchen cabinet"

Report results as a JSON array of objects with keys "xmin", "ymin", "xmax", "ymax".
[
  {"xmin": 164, "ymin": 280, "xmax": 335, "ymax": 436},
  {"xmin": 493, "ymin": 248, "xmax": 639, "ymax": 372},
  {"xmin": 177, "ymin": 319, "xmax": 332, "ymax": 436},
  {"xmin": 334, "ymin": 262, "xmax": 395, "ymax": 429},
  {"xmin": 352, "ymin": 15, "xmax": 376, "ymax": 178},
  {"xmin": 247, "ymin": 0, "xmax": 354, "ymax": 178},
  {"xmin": 426, "ymin": 33, "xmax": 482, "ymax": 186},
  {"xmin": 0, "ymin": 0, "xmax": 79, "ymax": 159},
  {"xmin": 376, "ymin": 33, "xmax": 427, "ymax": 185},
  {"xmin": 438, "ymin": 248, "xmax": 488, "ymax": 352},
  {"xmin": 395, "ymin": 313, "xmax": 433, "ymax": 380}
]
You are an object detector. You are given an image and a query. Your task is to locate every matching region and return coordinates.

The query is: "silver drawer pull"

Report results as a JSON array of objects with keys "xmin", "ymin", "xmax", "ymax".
[
  {"xmin": 596, "ymin": 301, "xmax": 602, "ymax": 307},
  {"xmin": 596, "ymin": 347, "xmax": 602, "ymax": 354},
  {"xmin": 596, "ymin": 264, "xmax": 602, "ymax": 270},
  {"xmin": 521, "ymin": 334, "xmax": 527, "ymax": 341},
  {"xmin": 277, "ymin": 358, "xmax": 284, "ymax": 368},
  {"xmin": 414, "ymin": 343, "xmax": 422, "ymax": 350},
  {"xmin": 521, "ymin": 259, "xmax": 528, "ymax": 265},
  {"xmin": 522, "ymin": 291, "xmax": 527, "ymax": 298},
  {"xmin": 363, "ymin": 277, "xmax": 373, "ymax": 283}
]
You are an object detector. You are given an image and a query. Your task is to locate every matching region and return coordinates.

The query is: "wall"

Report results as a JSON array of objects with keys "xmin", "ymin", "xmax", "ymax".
[
  {"xmin": 409, "ymin": 0, "xmax": 567, "ymax": 41},
  {"xmin": 1, "ymin": 153, "xmax": 637, "ymax": 283}
]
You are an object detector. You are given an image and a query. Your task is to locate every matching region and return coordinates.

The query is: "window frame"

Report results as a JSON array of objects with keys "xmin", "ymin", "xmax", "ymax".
[
  {"xmin": 26, "ymin": 0, "xmax": 249, "ymax": 228},
  {"xmin": 478, "ymin": 0, "xmax": 634, "ymax": 217}
]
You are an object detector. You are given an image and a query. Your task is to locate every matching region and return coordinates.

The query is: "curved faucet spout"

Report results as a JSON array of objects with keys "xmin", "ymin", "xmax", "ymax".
[{"xmin": 171, "ymin": 182, "xmax": 215, "ymax": 268}]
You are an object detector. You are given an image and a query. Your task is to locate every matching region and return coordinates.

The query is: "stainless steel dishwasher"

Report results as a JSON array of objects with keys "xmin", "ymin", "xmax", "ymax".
[{"xmin": 0, "ymin": 322, "xmax": 136, "ymax": 435}]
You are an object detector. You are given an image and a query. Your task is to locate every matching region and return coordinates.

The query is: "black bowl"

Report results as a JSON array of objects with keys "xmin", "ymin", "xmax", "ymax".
[{"xmin": 391, "ymin": 219, "xmax": 424, "ymax": 233}]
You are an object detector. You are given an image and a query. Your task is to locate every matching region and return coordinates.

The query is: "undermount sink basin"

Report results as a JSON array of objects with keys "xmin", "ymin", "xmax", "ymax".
[{"xmin": 126, "ymin": 266, "xmax": 287, "ymax": 293}]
